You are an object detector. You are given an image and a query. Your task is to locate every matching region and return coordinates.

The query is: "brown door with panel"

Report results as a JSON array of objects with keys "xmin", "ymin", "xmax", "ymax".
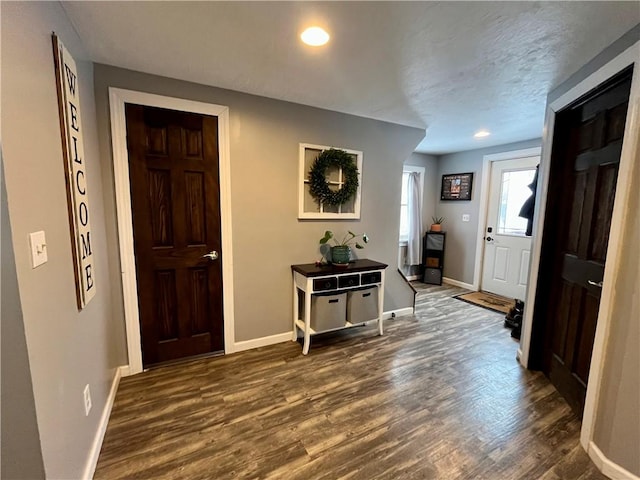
[
  {"xmin": 125, "ymin": 104, "xmax": 224, "ymax": 367},
  {"xmin": 531, "ymin": 68, "xmax": 632, "ymax": 417}
]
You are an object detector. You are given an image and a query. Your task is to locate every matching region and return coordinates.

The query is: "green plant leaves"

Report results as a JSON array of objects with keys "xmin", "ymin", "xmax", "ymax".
[
  {"xmin": 319, "ymin": 230, "xmax": 334, "ymax": 244},
  {"xmin": 308, "ymin": 149, "xmax": 359, "ymax": 206},
  {"xmin": 319, "ymin": 230, "xmax": 368, "ymax": 248}
]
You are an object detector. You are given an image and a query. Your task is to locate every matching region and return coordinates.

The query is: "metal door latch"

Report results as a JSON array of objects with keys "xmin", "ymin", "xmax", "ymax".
[{"xmin": 202, "ymin": 250, "xmax": 219, "ymax": 261}]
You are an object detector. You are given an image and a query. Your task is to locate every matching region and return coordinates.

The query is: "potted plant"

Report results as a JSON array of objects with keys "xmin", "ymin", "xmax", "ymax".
[
  {"xmin": 430, "ymin": 216, "xmax": 445, "ymax": 232},
  {"xmin": 319, "ymin": 230, "xmax": 369, "ymax": 265}
]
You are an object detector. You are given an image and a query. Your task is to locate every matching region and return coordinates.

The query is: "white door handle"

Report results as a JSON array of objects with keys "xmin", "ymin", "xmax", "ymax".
[
  {"xmin": 587, "ymin": 280, "xmax": 603, "ymax": 288},
  {"xmin": 202, "ymin": 250, "xmax": 219, "ymax": 261}
]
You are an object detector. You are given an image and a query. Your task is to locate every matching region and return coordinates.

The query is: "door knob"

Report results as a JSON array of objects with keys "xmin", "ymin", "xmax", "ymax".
[
  {"xmin": 587, "ymin": 280, "xmax": 603, "ymax": 288},
  {"xmin": 486, "ymin": 236, "xmax": 493, "ymax": 242},
  {"xmin": 202, "ymin": 250, "xmax": 219, "ymax": 261}
]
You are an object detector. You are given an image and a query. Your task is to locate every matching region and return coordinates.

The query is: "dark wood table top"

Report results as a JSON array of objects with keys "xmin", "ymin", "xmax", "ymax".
[{"xmin": 291, "ymin": 259, "xmax": 388, "ymax": 277}]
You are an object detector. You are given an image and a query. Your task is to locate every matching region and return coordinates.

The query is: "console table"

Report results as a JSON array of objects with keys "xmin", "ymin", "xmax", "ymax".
[{"xmin": 291, "ymin": 259, "xmax": 387, "ymax": 355}]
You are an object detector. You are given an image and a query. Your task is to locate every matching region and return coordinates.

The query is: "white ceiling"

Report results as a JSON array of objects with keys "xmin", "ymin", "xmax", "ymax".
[{"xmin": 62, "ymin": 1, "xmax": 639, "ymax": 155}]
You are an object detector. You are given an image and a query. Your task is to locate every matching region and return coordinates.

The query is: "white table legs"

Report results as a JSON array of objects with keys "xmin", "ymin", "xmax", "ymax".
[{"xmin": 302, "ymin": 289, "xmax": 312, "ymax": 355}]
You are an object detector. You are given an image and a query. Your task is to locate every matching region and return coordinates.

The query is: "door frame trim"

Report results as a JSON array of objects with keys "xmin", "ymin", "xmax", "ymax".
[
  {"xmin": 108, "ymin": 88, "xmax": 235, "ymax": 375},
  {"xmin": 518, "ymin": 41, "xmax": 640, "ymax": 452},
  {"xmin": 473, "ymin": 147, "xmax": 542, "ymax": 292}
]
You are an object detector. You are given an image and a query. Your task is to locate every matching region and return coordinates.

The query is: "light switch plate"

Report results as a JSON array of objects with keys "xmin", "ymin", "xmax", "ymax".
[
  {"xmin": 462, "ymin": 214, "xmax": 470, "ymax": 222},
  {"xmin": 29, "ymin": 231, "xmax": 48, "ymax": 268}
]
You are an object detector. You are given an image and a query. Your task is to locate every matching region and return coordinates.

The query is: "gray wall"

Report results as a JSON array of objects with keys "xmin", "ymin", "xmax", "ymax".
[
  {"xmin": 2, "ymin": 3, "xmax": 123, "ymax": 478},
  {"xmin": 1, "ymin": 156, "xmax": 46, "ymax": 480},
  {"xmin": 399, "ymin": 152, "xmax": 438, "ymax": 277},
  {"xmin": 436, "ymin": 139, "xmax": 542, "ymax": 285},
  {"xmin": 2, "ymin": 2, "xmax": 423, "ymax": 474},
  {"xmin": 93, "ymin": 65, "xmax": 425, "ymax": 343}
]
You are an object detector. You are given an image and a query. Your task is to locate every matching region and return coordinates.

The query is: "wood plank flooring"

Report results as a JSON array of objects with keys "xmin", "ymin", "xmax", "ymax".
[{"xmin": 95, "ymin": 283, "xmax": 605, "ymax": 479}]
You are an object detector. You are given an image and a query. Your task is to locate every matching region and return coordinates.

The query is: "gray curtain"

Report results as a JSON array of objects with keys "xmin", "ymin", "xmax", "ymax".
[{"xmin": 406, "ymin": 171, "xmax": 422, "ymax": 265}]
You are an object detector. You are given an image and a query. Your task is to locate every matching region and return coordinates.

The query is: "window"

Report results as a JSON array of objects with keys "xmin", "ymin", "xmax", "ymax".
[
  {"xmin": 399, "ymin": 166, "xmax": 424, "ymax": 243},
  {"xmin": 497, "ymin": 168, "xmax": 536, "ymax": 236}
]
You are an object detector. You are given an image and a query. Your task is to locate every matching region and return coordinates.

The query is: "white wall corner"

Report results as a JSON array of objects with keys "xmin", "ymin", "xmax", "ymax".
[
  {"xmin": 442, "ymin": 277, "xmax": 475, "ymax": 291},
  {"xmin": 588, "ymin": 441, "xmax": 640, "ymax": 480}
]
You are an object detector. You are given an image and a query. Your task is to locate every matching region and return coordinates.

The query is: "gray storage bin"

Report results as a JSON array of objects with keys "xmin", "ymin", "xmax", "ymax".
[
  {"xmin": 311, "ymin": 292, "xmax": 347, "ymax": 331},
  {"xmin": 423, "ymin": 267, "xmax": 443, "ymax": 285},
  {"xmin": 347, "ymin": 286, "xmax": 379, "ymax": 324}
]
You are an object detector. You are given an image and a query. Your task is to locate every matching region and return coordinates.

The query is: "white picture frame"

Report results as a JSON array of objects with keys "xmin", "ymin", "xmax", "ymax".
[{"xmin": 298, "ymin": 143, "xmax": 363, "ymax": 219}]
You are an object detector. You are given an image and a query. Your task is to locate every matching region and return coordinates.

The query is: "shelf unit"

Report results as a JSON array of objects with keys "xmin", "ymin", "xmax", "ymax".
[
  {"xmin": 291, "ymin": 259, "xmax": 387, "ymax": 354},
  {"xmin": 423, "ymin": 231, "xmax": 446, "ymax": 285}
]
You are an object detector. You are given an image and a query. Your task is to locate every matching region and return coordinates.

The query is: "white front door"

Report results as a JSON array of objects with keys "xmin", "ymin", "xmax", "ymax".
[{"xmin": 481, "ymin": 156, "xmax": 539, "ymax": 300}]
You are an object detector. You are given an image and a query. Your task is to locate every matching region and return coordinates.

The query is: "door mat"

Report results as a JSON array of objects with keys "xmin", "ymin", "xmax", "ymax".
[{"xmin": 453, "ymin": 291, "xmax": 515, "ymax": 314}]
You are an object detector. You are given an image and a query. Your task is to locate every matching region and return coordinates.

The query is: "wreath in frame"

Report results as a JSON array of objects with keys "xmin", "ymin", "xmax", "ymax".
[{"xmin": 308, "ymin": 148, "xmax": 359, "ymax": 206}]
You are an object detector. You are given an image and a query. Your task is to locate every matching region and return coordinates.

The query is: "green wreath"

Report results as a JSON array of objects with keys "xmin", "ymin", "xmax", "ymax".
[{"xmin": 309, "ymin": 149, "xmax": 359, "ymax": 206}]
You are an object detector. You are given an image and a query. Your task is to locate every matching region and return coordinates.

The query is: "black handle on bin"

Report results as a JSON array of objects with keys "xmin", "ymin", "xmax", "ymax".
[{"xmin": 329, "ymin": 299, "xmax": 339, "ymax": 303}]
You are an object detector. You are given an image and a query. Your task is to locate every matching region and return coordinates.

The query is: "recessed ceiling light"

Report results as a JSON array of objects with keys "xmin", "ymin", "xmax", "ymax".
[
  {"xmin": 474, "ymin": 130, "xmax": 491, "ymax": 138},
  {"xmin": 301, "ymin": 27, "xmax": 330, "ymax": 46}
]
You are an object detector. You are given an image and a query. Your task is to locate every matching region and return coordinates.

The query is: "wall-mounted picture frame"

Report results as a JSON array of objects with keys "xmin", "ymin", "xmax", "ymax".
[
  {"xmin": 298, "ymin": 143, "xmax": 363, "ymax": 219},
  {"xmin": 441, "ymin": 172, "xmax": 473, "ymax": 201}
]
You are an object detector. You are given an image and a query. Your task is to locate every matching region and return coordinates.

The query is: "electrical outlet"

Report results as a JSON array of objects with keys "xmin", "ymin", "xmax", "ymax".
[
  {"xmin": 462, "ymin": 214, "xmax": 470, "ymax": 222},
  {"xmin": 83, "ymin": 384, "xmax": 92, "ymax": 416}
]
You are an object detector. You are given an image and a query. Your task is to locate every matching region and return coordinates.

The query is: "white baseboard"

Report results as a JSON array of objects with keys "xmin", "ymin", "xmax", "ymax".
[
  {"xmin": 443, "ymin": 277, "xmax": 475, "ymax": 290},
  {"xmin": 383, "ymin": 307, "xmax": 414, "ymax": 319},
  {"xmin": 232, "ymin": 307, "xmax": 415, "ymax": 354},
  {"xmin": 234, "ymin": 332, "xmax": 292, "ymax": 352},
  {"xmin": 405, "ymin": 274, "xmax": 420, "ymax": 281},
  {"xmin": 588, "ymin": 441, "xmax": 640, "ymax": 480},
  {"xmin": 83, "ymin": 365, "xmax": 125, "ymax": 480}
]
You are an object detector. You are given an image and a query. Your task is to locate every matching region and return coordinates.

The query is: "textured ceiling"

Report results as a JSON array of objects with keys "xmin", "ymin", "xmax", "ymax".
[{"xmin": 62, "ymin": 1, "xmax": 639, "ymax": 154}]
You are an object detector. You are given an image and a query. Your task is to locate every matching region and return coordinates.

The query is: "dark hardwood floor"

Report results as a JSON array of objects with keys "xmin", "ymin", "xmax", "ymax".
[{"xmin": 95, "ymin": 283, "xmax": 605, "ymax": 479}]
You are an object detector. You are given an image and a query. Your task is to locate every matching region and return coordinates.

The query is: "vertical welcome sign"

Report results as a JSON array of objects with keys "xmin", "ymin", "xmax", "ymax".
[{"xmin": 52, "ymin": 34, "xmax": 96, "ymax": 309}]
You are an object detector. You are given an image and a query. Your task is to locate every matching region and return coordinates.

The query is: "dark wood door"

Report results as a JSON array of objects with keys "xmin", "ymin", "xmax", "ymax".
[
  {"xmin": 125, "ymin": 104, "xmax": 224, "ymax": 367},
  {"xmin": 533, "ymin": 69, "xmax": 632, "ymax": 417}
]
